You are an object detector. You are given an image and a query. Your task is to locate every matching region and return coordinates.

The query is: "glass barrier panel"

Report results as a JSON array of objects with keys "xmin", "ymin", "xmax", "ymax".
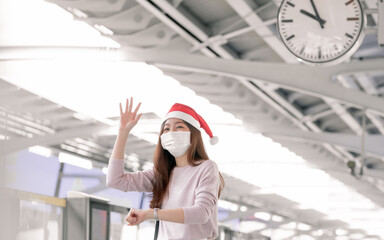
[
  {"xmin": 110, "ymin": 210, "xmax": 137, "ymax": 240},
  {"xmin": 17, "ymin": 199, "xmax": 63, "ymax": 240}
]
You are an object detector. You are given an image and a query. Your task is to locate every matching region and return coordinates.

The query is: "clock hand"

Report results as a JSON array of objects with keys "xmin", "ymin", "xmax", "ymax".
[
  {"xmin": 310, "ymin": 0, "xmax": 324, "ymax": 29},
  {"xmin": 300, "ymin": 10, "xmax": 326, "ymax": 25}
]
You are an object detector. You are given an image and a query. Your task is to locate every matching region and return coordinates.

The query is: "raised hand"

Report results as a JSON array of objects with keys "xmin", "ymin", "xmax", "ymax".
[{"xmin": 119, "ymin": 97, "xmax": 142, "ymax": 134}]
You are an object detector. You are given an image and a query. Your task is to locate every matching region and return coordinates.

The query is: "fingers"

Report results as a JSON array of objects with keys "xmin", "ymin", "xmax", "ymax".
[
  {"xmin": 125, "ymin": 216, "xmax": 138, "ymax": 225},
  {"xmin": 125, "ymin": 208, "xmax": 136, "ymax": 223},
  {"xmin": 120, "ymin": 97, "xmax": 141, "ymax": 116},
  {"xmin": 125, "ymin": 208, "xmax": 142, "ymax": 226},
  {"xmin": 119, "ymin": 102, "xmax": 123, "ymax": 115},
  {"xmin": 128, "ymin": 97, "xmax": 133, "ymax": 113},
  {"xmin": 134, "ymin": 113, "xmax": 142, "ymax": 124},
  {"xmin": 133, "ymin": 102, "xmax": 141, "ymax": 116}
]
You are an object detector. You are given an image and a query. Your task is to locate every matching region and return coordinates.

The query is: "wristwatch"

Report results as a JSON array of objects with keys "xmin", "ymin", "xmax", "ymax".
[{"xmin": 154, "ymin": 208, "xmax": 159, "ymax": 221}]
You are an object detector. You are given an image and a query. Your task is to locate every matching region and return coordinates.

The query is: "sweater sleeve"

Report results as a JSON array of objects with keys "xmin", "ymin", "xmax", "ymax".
[
  {"xmin": 183, "ymin": 161, "xmax": 220, "ymax": 224},
  {"xmin": 106, "ymin": 158, "xmax": 153, "ymax": 192}
]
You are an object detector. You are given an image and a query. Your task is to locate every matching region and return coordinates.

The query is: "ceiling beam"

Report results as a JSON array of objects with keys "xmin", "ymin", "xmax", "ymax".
[
  {"xmin": 135, "ymin": 0, "xmax": 219, "ymax": 58},
  {"xmin": 225, "ymin": 0, "xmax": 297, "ymax": 63},
  {"xmin": 1, "ymin": 51, "xmax": 383, "ymax": 118},
  {"xmin": 263, "ymin": 127, "xmax": 384, "ymax": 160},
  {"xmin": 353, "ymin": 73, "xmax": 384, "ymax": 134},
  {"xmin": 116, "ymin": 47, "xmax": 384, "ymax": 116},
  {"xmin": 0, "ymin": 125, "xmax": 110, "ymax": 156}
]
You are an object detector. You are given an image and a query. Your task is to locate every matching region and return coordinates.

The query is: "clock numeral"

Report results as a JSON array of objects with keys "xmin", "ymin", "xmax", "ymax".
[
  {"xmin": 347, "ymin": 17, "xmax": 359, "ymax": 21},
  {"xmin": 334, "ymin": 45, "xmax": 338, "ymax": 51},
  {"xmin": 287, "ymin": 1, "xmax": 295, "ymax": 7},
  {"xmin": 286, "ymin": 34, "xmax": 295, "ymax": 41},
  {"xmin": 282, "ymin": 19, "xmax": 293, "ymax": 23},
  {"xmin": 345, "ymin": 0, "xmax": 354, "ymax": 5},
  {"xmin": 345, "ymin": 33, "xmax": 354, "ymax": 39},
  {"xmin": 318, "ymin": 48, "xmax": 322, "ymax": 59},
  {"xmin": 300, "ymin": 45, "xmax": 306, "ymax": 55}
]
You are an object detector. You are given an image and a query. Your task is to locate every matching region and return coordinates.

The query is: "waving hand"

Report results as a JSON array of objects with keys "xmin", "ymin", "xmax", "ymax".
[{"xmin": 119, "ymin": 97, "xmax": 142, "ymax": 134}]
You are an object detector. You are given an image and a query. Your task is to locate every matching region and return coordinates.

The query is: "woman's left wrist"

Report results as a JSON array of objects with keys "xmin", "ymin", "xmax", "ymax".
[{"xmin": 145, "ymin": 209, "xmax": 154, "ymax": 220}]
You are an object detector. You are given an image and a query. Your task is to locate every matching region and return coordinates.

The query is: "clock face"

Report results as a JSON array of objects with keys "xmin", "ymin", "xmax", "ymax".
[{"xmin": 277, "ymin": 0, "xmax": 364, "ymax": 64}]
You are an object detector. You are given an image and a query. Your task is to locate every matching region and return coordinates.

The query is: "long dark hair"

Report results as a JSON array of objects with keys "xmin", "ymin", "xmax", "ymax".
[{"xmin": 149, "ymin": 121, "xmax": 225, "ymax": 208}]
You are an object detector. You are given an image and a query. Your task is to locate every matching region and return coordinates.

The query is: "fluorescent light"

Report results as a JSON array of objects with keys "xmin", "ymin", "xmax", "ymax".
[
  {"xmin": 238, "ymin": 221, "xmax": 266, "ymax": 233},
  {"xmin": 272, "ymin": 215, "xmax": 284, "ymax": 222},
  {"xmin": 312, "ymin": 229, "xmax": 324, "ymax": 237},
  {"xmin": 335, "ymin": 236, "xmax": 349, "ymax": 240},
  {"xmin": 132, "ymin": 133, "xmax": 159, "ymax": 145},
  {"xmin": 126, "ymin": 161, "xmax": 140, "ymax": 171},
  {"xmin": 218, "ymin": 200, "xmax": 239, "ymax": 211},
  {"xmin": 349, "ymin": 233, "xmax": 365, "ymax": 239},
  {"xmin": 260, "ymin": 228, "xmax": 294, "ymax": 239},
  {"xmin": 254, "ymin": 212, "xmax": 271, "ymax": 221},
  {"xmin": 297, "ymin": 223, "xmax": 312, "ymax": 231},
  {"xmin": 127, "ymin": 154, "xmax": 140, "ymax": 162},
  {"xmin": 94, "ymin": 24, "xmax": 114, "ymax": 35},
  {"xmin": 28, "ymin": 145, "xmax": 52, "ymax": 157},
  {"xmin": 142, "ymin": 162, "xmax": 154, "ymax": 170},
  {"xmin": 58, "ymin": 152, "xmax": 93, "ymax": 169},
  {"xmin": 68, "ymin": 7, "xmax": 88, "ymax": 18},
  {"xmin": 280, "ymin": 222, "xmax": 296, "ymax": 230},
  {"xmin": 73, "ymin": 113, "xmax": 92, "ymax": 121},
  {"xmin": 102, "ymin": 167, "xmax": 108, "ymax": 175},
  {"xmin": 335, "ymin": 229, "xmax": 349, "ymax": 236},
  {"xmin": 240, "ymin": 206, "xmax": 248, "ymax": 212},
  {"xmin": 0, "ymin": 135, "xmax": 8, "ymax": 140}
]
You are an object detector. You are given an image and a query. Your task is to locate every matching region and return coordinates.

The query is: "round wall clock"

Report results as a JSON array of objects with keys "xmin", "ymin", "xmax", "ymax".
[{"xmin": 277, "ymin": 0, "xmax": 365, "ymax": 65}]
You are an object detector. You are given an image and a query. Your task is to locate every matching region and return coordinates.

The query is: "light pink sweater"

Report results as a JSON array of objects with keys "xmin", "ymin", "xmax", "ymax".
[{"xmin": 107, "ymin": 158, "xmax": 220, "ymax": 240}]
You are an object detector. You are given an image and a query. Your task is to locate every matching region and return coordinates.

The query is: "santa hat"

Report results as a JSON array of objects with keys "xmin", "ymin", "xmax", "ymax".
[{"xmin": 164, "ymin": 103, "xmax": 219, "ymax": 145}]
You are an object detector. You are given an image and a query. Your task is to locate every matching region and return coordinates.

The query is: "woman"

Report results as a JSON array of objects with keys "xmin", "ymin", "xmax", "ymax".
[{"xmin": 107, "ymin": 97, "xmax": 225, "ymax": 240}]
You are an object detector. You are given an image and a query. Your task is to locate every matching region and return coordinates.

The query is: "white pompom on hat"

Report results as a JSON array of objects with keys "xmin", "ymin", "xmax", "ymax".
[{"xmin": 164, "ymin": 103, "xmax": 218, "ymax": 145}]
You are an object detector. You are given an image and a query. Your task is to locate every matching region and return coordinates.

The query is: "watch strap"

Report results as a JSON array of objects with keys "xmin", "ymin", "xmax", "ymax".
[{"xmin": 154, "ymin": 208, "xmax": 159, "ymax": 221}]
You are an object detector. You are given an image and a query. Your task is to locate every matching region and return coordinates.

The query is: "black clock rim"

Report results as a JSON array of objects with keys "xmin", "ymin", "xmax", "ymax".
[{"xmin": 276, "ymin": 0, "xmax": 365, "ymax": 64}]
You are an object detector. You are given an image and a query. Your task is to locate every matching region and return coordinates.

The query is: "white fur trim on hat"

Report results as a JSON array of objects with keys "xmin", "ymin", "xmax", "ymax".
[
  {"xmin": 209, "ymin": 136, "xmax": 219, "ymax": 145},
  {"xmin": 164, "ymin": 111, "xmax": 200, "ymax": 130}
]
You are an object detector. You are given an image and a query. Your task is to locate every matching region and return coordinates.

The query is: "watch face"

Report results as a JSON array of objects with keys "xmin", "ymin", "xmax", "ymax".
[{"xmin": 277, "ymin": 0, "xmax": 364, "ymax": 64}]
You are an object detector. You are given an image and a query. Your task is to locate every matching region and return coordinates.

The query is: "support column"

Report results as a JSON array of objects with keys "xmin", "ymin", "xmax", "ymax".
[
  {"xmin": 379, "ymin": 0, "xmax": 384, "ymax": 47},
  {"xmin": 0, "ymin": 155, "xmax": 5, "ymax": 188},
  {"xmin": 0, "ymin": 156, "xmax": 19, "ymax": 240},
  {"xmin": 54, "ymin": 162, "xmax": 65, "ymax": 197}
]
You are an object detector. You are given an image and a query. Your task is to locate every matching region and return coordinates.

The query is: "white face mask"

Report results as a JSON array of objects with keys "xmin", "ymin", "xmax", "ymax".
[{"xmin": 160, "ymin": 131, "xmax": 191, "ymax": 157}]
